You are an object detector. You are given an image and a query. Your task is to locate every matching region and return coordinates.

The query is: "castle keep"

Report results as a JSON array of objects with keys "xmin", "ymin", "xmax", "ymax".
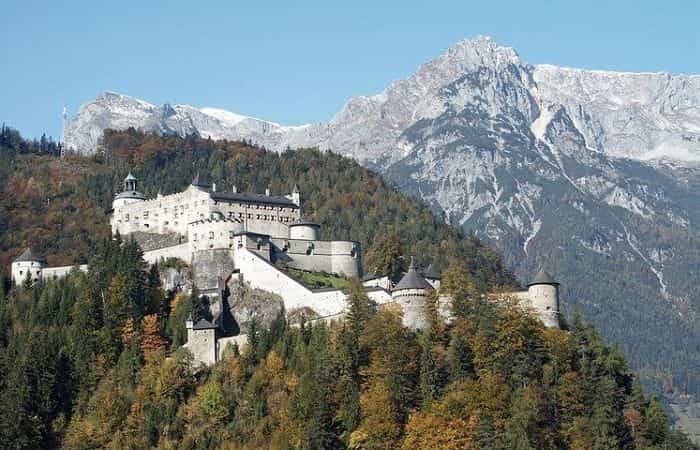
[{"xmin": 11, "ymin": 172, "xmax": 562, "ymax": 366}]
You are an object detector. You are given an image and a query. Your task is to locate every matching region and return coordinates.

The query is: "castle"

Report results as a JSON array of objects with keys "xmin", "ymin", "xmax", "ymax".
[{"xmin": 11, "ymin": 172, "xmax": 561, "ymax": 366}]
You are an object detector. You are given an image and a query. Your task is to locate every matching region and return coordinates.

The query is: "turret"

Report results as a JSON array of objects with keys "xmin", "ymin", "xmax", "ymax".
[
  {"xmin": 289, "ymin": 219, "xmax": 320, "ymax": 240},
  {"xmin": 392, "ymin": 257, "xmax": 434, "ymax": 330},
  {"xmin": 11, "ymin": 248, "xmax": 46, "ymax": 285},
  {"xmin": 527, "ymin": 270, "xmax": 560, "ymax": 328},
  {"xmin": 112, "ymin": 172, "xmax": 145, "ymax": 209}
]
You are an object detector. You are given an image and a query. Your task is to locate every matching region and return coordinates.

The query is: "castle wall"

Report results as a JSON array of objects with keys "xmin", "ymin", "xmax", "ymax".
[
  {"xmin": 362, "ymin": 276, "xmax": 392, "ymax": 291},
  {"xmin": 496, "ymin": 288, "xmax": 560, "ymax": 328},
  {"xmin": 366, "ymin": 288, "xmax": 393, "ymax": 305},
  {"xmin": 234, "ymin": 234, "xmax": 271, "ymax": 260},
  {"xmin": 289, "ymin": 224, "xmax": 319, "ymax": 240},
  {"xmin": 42, "ymin": 265, "xmax": 88, "ymax": 280},
  {"xmin": 188, "ymin": 218, "xmax": 244, "ymax": 253},
  {"xmin": 11, "ymin": 260, "xmax": 43, "ymax": 284},
  {"xmin": 192, "ymin": 249, "xmax": 235, "ymax": 292},
  {"xmin": 143, "ymin": 243, "xmax": 192, "ymax": 265},
  {"xmin": 270, "ymin": 238, "xmax": 360, "ymax": 278},
  {"xmin": 233, "ymin": 248, "xmax": 347, "ymax": 317},
  {"xmin": 111, "ymin": 186, "xmax": 212, "ymax": 236}
]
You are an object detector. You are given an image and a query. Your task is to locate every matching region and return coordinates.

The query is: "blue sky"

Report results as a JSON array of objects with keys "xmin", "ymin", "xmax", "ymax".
[{"xmin": 2, "ymin": 0, "xmax": 698, "ymax": 139}]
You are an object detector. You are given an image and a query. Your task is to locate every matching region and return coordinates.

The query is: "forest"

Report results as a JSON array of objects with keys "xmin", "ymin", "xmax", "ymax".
[{"xmin": 0, "ymin": 127, "xmax": 695, "ymax": 448}]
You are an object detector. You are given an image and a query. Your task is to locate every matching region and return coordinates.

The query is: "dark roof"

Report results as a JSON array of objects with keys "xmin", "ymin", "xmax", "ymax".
[
  {"xmin": 422, "ymin": 263, "xmax": 441, "ymax": 280},
  {"xmin": 210, "ymin": 191, "xmax": 299, "ymax": 208},
  {"xmin": 362, "ymin": 272, "xmax": 378, "ymax": 281},
  {"xmin": 527, "ymin": 270, "xmax": 559, "ymax": 286},
  {"xmin": 13, "ymin": 248, "xmax": 46, "ymax": 263},
  {"xmin": 192, "ymin": 318, "xmax": 218, "ymax": 330},
  {"xmin": 115, "ymin": 191, "xmax": 145, "ymax": 200},
  {"xmin": 363, "ymin": 286, "xmax": 389, "ymax": 293},
  {"xmin": 394, "ymin": 259, "xmax": 433, "ymax": 291},
  {"xmin": 289, "ymin": 219, "xmax": 320, "ymax": 227}
]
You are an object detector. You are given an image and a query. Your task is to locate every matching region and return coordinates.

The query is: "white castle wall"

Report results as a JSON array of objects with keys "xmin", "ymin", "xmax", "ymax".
[
  {"xmin": 111, "ymin": 186, "xmax": 212, "ymax": 236},
  {"xmin": 143, "ymin": 243, "xmax": 192, "ymax": 265},
  {"xmin": 233, "ymin": 248, "xmax": 347, "ymax": 317},
  {"xmin": 11, "ymin": 262, "xmax": 88, "ymax": 285},
  {"xmin": 42, "ymin": 265, "xmax": 88, "ymax": 280},
  {"xmin": 270, "ymin": 238, "xmax": 361, "ymax": 278},
  {"xmin": 289, "ymin": 224, "xmax": 319, "ymax": 240},
  {"xmin": 189, "ymin": 217, "xmax": 245, "ymax": 252},
  {"xmin": 11, "ymin": 260, "xmax": 43, "ymax": 284},
  {"xmin": 112, "ymin": 185, "xmax": 303, "ymax": 241},
  {"xmin": 499, "ymin": 287, "xmax": 560, "ymax": 328}
]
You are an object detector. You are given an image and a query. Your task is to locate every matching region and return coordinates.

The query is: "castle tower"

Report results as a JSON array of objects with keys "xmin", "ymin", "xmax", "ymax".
[
  {"xmin": 392, "ymin": 257, "xmax": 434, "ymax": 330},
  {"xmin": 112, "ymin": 172, "xmax": 145, "ymax": 210},
  {"xmin": 527, "ymin": 270, "xmax": 560, "ymax": 328},
  {"xmin": 184, "ymin": 314, "xmax": 219, "ymax": 366},
  {"xmin": 289, "ymin": 219, "xmax": 320, "ymax": 240},
  {"xmin": 11, "ymin": 248, "xmax": 46, "ymax": 285}
]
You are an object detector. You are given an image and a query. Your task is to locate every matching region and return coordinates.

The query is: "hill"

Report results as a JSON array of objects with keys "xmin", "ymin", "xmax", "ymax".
[{"xmin": 0, "ymin": 127, "xmax": 696, "ymax": 448}]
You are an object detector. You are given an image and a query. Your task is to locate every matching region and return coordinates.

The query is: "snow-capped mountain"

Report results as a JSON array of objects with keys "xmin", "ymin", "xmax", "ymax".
[
  {"xmin": 62, "ymin": 92, "xmax": 316, "ymax": 154},
  {"xmin": 65, "ymin": 37, "xmax": 700, "ymax": 394}
]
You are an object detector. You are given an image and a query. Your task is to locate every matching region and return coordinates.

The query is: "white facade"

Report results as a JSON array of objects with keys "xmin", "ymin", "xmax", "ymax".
[{"xmin": 11, "ymin": 260, "xmax": 44, "ymax": 285}]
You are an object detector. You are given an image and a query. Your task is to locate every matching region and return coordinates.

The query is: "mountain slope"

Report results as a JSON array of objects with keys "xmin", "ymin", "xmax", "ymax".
[{"xmin": 63, "ymin": 37, "xmax": 700, "ymax": 397}]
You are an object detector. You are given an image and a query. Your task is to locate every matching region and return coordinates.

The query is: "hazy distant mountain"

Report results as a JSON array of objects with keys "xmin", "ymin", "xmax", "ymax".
[{"xmin": 64, "ymin": 36, "xmax": 700, "ymax": 396}]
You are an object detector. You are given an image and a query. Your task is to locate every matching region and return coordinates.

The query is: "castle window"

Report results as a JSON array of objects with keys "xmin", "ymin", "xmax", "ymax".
[
  {"xmin": 229, "ymin": 231, "xmax": 235, "ymax": 239},
  {"xmin": 209, "ymin": 231, "xmax": 214, "ymax": 239},
  {"xmin": 144, "ymin": 211, "xmax": 149, "ymax": 218},
  {"xmin": 125, "ymin": 214, "xmax": 129, "ymax": 221}
]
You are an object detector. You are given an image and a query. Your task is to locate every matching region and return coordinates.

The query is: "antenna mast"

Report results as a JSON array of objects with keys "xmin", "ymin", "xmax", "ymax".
[{"xmin": 60, "ymin": 106, "xmax": 68, "ymax": 158}]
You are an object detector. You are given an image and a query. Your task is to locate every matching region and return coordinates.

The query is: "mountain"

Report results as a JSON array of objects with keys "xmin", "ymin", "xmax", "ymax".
[{"xmin": 63, "ymin": 37, "xmax": 700, "ymax": 398}]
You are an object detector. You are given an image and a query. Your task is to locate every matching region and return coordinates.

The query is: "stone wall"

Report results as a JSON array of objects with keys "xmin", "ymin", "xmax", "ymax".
[
  {"xmin": 192, "ymin": 249, "xmax": 235, "ymax": 292},
  {"xmin": 143, "ymin": 243, "xmax": 192, "ymax": 265},
  {"xmin": 270, "ymin": 238, "xmax": 361, "ymax": 278},
  {"xmin": 233, "ymin": 248, "xmax": 348, "ymax": 317},
  {"xmin": 189, "ymin": 217, "xmax": 244, "ymax": 253},
  {"xmin": 42, "ymin": 265, "xmax": 88, "ymax": 280}
]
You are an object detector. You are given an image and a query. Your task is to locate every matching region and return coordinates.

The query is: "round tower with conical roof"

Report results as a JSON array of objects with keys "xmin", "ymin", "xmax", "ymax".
[
  {"xmin": 11, "ymin": 248, "xmax": 46, "ymax": 285},
  {"xmin": 392, "ymin": 257, "xmax": 434, "ymax": 330},
  {"xmin": 527, "ymin": 269, "xmax": 560, "ymax": 328}
]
